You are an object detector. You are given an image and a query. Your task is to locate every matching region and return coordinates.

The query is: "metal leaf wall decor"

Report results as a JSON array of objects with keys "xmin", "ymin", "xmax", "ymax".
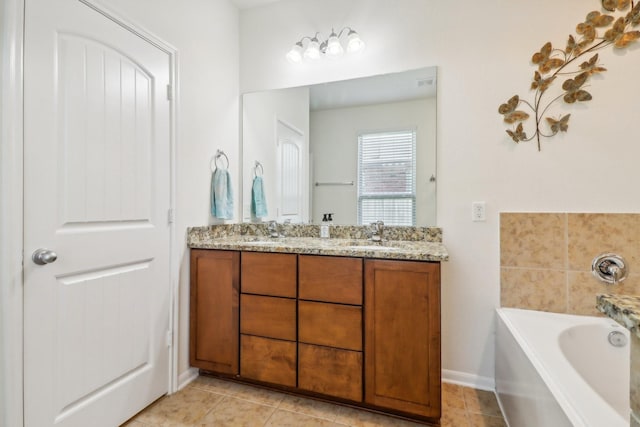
[{"xmin": 499, "ymin": 0, "xmax": 640, "ymax": 151}]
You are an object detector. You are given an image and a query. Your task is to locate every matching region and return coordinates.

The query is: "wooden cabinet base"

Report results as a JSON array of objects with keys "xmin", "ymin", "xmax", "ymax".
[
  {"xmin": 240, "ymin": 335, "xmax": 296, "ymax": 387},
  {"xmin": 191, "ymin": 250, "xmax": 441, "ymax": 424}
]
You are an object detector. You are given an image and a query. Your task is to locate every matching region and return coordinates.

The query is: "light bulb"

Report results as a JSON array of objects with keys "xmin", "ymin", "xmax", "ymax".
[
  {"xmin": 347, "ymin": 30, "xmax": 365, "ymax": 53},
  {"xmin": 326, "ymin": 32, "xmax": 344, "ymax": 57},
  {"xmin": 286, "ymin": 42, "xmax": 303, "ymax": 63},
  {"xmin": 304, "ymin": 37, "xmax": 321, "ymax": 60}
]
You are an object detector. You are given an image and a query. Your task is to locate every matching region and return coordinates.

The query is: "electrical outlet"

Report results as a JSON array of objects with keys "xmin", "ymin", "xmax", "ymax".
[{"xmin": 472, "ymin": 201, "xmax": 486, "ymax": 222}]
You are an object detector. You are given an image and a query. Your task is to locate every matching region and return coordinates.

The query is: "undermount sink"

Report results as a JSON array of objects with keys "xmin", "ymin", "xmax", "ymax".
[
  {"xmin": 243, "ymin": 239, "xmax": 282, "ymax": 246},
  {"xmin": 343, "ymin": 240, "xmax": 407, "ymax": 249},
  {"xmin": 237, "ymin": 236, "xmax": 414, "ymax": 253},
  {"xmin": 347, "ymin": 244, "xmax": 402, "ymax": 251}
]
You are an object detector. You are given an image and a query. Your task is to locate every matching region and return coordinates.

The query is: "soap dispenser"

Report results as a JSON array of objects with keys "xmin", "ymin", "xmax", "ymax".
[{"xmin": 320, "ymin": 214, "xmax": 330, "ymax": 238}]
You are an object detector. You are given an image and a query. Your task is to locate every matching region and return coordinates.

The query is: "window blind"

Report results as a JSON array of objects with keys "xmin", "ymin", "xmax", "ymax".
[{"xmin": 357, "ymin": 130, "xmax": 416, "ymax": 226}]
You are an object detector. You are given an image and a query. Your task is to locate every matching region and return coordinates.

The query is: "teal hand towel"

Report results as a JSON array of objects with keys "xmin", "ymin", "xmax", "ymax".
[
  {"xmin": 251, "ymin": 175, "xmax": 268, "ymax": 218},
  {"xmin": 211, "ymin": 168, "xmax": 234, "ymax": 219}
]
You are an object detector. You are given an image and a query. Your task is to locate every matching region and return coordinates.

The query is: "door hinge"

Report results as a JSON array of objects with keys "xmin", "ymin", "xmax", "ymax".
[
  {"xmin": 167, "ymin": 208, "xmax": 174, "ymax": 224},
  {"xmin": 166, "ymin": 330, "xmax": 173, "ymax": 348},
  {"xmin": 166, "ymin": 84, "xmax": 172, "ymax": 101}
]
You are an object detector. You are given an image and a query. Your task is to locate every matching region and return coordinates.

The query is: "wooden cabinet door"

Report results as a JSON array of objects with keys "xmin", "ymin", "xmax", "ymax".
[
  {"xmin": 189, "ymin": 249, "xmax": 239, "ymax": 374},
  {"xmin": 364, "ymin": 259, "xmax": 441, "ymax": 419}
]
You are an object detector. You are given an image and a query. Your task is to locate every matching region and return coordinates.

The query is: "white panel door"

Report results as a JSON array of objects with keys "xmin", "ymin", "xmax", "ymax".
[
  {"xmin": 23, "ymin": 1, "xmax": 171, "ymax": 426},
  {"xmin": 276, "ymin": 120, "xmax": 303, "ymax": 222}
]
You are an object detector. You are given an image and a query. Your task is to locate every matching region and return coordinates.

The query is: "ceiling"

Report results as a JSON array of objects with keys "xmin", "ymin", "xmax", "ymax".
[
  {"xmin": 230, "ymin": 0, "xmax": 283, "ymax": 9},
  {"xmin": 309, "ymin": 67, "xmax": 437, "ymax": 111}
]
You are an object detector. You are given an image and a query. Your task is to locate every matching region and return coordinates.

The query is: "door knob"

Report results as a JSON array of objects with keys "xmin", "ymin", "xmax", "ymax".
[{"xmin": 32, "ymin": 248, "xmax": 58, "ymax": 265}]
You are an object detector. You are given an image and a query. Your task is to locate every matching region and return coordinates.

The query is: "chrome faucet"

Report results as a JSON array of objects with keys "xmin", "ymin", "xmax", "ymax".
[
  {"xmin": 369, "ymin": 221, "xmax": 384, "ymax": 242},
  {"xmin": 267, "ymin": 220, "xmax": 280, "ymax": 238},
  {"xmin": 592, "ymin": 253, "xmax": 628, "ymax": 285}
]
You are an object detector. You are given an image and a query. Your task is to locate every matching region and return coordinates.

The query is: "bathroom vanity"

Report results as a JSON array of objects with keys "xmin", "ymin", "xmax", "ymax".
[{"xmin": 188, "ymin": 224, "xmax": 448, "ymax": 423}]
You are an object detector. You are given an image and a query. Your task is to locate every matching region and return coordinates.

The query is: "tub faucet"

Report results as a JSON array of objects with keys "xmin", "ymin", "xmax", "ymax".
[
  {"xmin": 369, "ymin": 221, "xmax": 384, "ymax": 242},
  {"xmin": 267, "ymin": 220, "xmax": 280, "ymax": 238},
  {"xmin": 609, "ymin": 264, "xmax": 621, "ymax": 285},
  {"xmin": 592, "ymin": 253, "xmax": 628, "ymax": 285}
]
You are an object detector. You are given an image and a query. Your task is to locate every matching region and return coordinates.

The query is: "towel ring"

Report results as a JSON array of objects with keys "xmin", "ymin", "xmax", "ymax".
[
  {"xmin": 210, "ymin": 149, "xmax": 229, "ymax": 171},
  {"xmin": 254, "ymin": 161, "xmax": 264, "ymax": 177}
]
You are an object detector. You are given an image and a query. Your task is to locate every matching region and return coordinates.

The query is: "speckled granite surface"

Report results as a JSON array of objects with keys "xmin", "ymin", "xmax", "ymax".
[
  {"xmin": 597, "ymin": 294, "xmax": 640, "ymax": 339},
  {"xmin": 188, "ymin": 223, "xmax": 442, "ymax": 242},
  {"xmin": 187, "ymin": 224, "xmax": 448, "ymax": 262}
]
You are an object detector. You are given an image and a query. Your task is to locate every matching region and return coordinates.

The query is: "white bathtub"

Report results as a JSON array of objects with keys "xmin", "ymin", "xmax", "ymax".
[{"xmin": 496, "ymin": 308, "xmax": 630, "ymax": 427}]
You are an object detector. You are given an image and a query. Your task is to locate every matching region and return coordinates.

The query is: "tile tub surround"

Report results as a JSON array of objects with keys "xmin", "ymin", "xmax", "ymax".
[
  {"xmin": 597, "ymin": 294, "xmax": 640, "ymax": 427},
  {"xmin": 500, "ymin": 213, "xmax": 640, "ymax": 316},
  {"xmin": 122, "ymin": 376, "xmax": 507, "ymax": 427},
  {"xmin": 187, "ymin": 225, "xmax": 449, "ymax": 262}
]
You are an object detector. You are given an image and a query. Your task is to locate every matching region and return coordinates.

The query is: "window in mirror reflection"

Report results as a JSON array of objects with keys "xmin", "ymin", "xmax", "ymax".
[{"xmin": 357, "ymin": 129, "xmax": 416, "ymax": 226}]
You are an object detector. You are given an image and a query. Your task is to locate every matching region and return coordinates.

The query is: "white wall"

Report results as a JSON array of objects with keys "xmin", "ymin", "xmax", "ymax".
[
  {"xmin": 242, "ymin": 87, "xmax": 309, "ymax": 222},
  {"xmin": 239, "ymin": 0, "xmax": 640, "ymax": 386},
  {"xmin": 103, "ymin": 0, "xmax": 240, "ymax": 382},
  {"xmin": 310, "ymin": 98, "xmax": 436, "ymax": 225}
]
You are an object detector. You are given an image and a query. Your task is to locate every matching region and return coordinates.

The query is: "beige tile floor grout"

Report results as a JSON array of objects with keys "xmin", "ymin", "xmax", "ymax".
[{"xmin": 122, "ymin": 375, "xmax": 507, "ymax": 427}]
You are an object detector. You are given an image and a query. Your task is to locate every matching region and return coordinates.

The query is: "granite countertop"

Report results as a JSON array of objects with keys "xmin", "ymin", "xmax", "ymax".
[
  {"xmin": 187, "ymin": 224, "xmax": 449, "ymax": 262},
  {"xmin": 597, "ymin": 294, "xmax": 640, "ymax": 339}
]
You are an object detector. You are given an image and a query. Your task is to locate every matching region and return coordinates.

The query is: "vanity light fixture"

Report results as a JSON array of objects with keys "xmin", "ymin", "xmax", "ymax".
[{"xmin": 286, "ymin": 27, "xmax": 365, "ymax": 63}]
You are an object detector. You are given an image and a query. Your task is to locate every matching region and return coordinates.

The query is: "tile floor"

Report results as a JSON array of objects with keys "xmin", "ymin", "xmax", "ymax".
[{"xmin": 122, "ymin": 376, "xmax": 507, "ymax": 427}]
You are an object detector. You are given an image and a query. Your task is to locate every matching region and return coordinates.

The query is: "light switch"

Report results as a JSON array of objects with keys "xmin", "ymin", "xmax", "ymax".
[{"xmin": 472, "ymin": 201, "xmax": 486, "ymax": 222}]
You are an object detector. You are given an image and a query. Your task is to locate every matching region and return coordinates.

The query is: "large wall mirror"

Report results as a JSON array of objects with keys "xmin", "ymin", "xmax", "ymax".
[{"xmin": 241, "ymin": 66, "xmax": 437, "ymax": 226}]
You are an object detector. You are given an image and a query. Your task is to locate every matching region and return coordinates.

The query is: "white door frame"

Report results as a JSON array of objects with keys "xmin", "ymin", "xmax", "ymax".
[
  {"xmin": 0, "ymin": 1, "xmax": 180, "ymax": 426},
  {"xmin": 0, "ymin": 0, "xmax": 26, "ymax": 426}
]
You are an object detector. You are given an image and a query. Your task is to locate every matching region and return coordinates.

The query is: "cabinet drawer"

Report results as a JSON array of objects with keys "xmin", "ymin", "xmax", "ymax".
[
  {"xmin": 241, "ymin": 252, "xmax": 297, "ymax": 297},
  {"xmin": 299, "ymin": 301, "xmax": 362, "ymax": 351},
  {"xmin": 240, "ymin": 335, "xmax": 296, "ymax": 387},
  {"xmin": 241, "ymin": 294, "xmax": 296, "ymax": 341},
  {"xmin": 299, "ymin": 255, "xmax": 362, "ymax": 305},
  {"xmin": 298, "ymin": 343, "xmax": 362, "ymax": 402}
]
